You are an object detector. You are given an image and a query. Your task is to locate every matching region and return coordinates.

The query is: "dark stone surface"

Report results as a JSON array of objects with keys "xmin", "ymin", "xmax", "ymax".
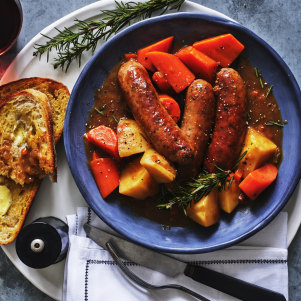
[{"xmin": 0, "ymin": 0, "xmax": 300, "ymax": 300}]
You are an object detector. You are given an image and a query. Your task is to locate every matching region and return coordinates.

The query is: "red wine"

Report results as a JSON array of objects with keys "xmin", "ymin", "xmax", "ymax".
[{"xmin": 0, "ymin": 0, "xmax": 22, "ymax": 55}]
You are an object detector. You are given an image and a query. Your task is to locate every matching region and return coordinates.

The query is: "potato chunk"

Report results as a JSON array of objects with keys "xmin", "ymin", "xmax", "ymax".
[
  {"xmin": 218, "ymin": 180, "xmax": 240, "ymax": 214},
  {"xmin": 117, "ymin": 119, "xmax": 151, "ymax": 157},
  {"xmin": 119, "ymin": 156, "xmax": 159, "ymax": 200},
  {"xmin": 238, "ymin": 127, "xmax": 278, "ymax": 178},
  {"xmin": 140, "ymin": 148, "xmax": 176, "ymax": 183},
  {"xmin": 187, "ymin": 189, "xmax": 220, "ymax": 227}
]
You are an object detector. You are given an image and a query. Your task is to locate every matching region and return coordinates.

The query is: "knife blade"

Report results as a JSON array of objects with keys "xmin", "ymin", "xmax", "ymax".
[{"xmin": 84, "ymin": 223, "xmax": 286, "ymax": 301}]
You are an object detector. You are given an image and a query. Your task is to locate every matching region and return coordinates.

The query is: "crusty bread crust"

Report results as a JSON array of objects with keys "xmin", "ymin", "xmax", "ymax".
[
  {"xmin": 0, "ymin": 176, "xmax": 39, "ymax": 245},
  {"xmin": 0, "ymin": 89, "xmax": 57, "ymax": 185},
  {"xmin": 0, "ymin": 78, "xmax": 70, "ymax": 244}
]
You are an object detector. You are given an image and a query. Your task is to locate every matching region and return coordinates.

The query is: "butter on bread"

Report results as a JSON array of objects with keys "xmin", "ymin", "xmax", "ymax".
[
  {"xmin": 0, "ymin": 77, "xmax": 70, "ymax": 143},
  {"xmin": 0, "ymin": 78, "xmax": 70, "ymax": 244},
  {"xmin": 0, "ymin": 89, "xmax": 56, "ymax": 185}
]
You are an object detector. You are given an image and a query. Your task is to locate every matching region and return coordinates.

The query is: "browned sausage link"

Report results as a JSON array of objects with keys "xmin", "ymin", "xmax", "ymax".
[
  {"xmin": 118, "ymin": 60, "xmax": 194, "ymax": 165},
  {"xmin": 180, "ymin": 79, "xmax": 216, "ymax": 177},
  {"xmin": 204, "ymin": 68, "xmax": 247, "ymax": 173}
]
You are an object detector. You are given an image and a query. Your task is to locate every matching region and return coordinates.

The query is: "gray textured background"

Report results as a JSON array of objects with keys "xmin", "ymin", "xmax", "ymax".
[{"xmin": 0, "ymin": 0, "xmax": 300, "ymax": 300}]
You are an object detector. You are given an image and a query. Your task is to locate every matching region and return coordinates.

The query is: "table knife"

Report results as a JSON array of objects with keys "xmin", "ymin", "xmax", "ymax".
[{"xmin": 84, "ymin": 223, "xmax": 286, "ymax": 301}]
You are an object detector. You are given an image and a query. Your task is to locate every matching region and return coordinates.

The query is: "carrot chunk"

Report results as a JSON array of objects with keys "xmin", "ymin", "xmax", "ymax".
[
  {"xmin": 147, "ymin": 51, "xmax": 195, "ymax": 93},
  {"xmin": 137, "ymin": 36, "xmax": 174, "ymax": 71},
  {"xmin": 234, "ymin": 169, "xmax": 243, "ymax": 182},
  {"xmin": 175, "ymin": 46, "xmax": 218, "ymax": 83},
  {"xmin": 90, "ymin": 158, "xmax": 120, "ymax": 198},
  {"xmin": 85, "ymin": 125, "xmax": 119, "ymax": 160},
  {"xmin": 239, "ymin": 164, "xmax": 278, "ymax": 200},
  {"xmin": 193, "ymin": 34, "xmax": 245, "ymax": 67},
  {"xmin": 159, "ymin": 94, "xmax": 181, "ymax": 123},
  {"xmin": 124, "ymin": 53, "xmax": 137, "ymax": 60},
  {"xmin": 152, "ymin": 71, "xmax": 172, "ymax": 93},
  {"xmin": 92, "ymin": 151, "xmax": 101, "ymax": 161}
]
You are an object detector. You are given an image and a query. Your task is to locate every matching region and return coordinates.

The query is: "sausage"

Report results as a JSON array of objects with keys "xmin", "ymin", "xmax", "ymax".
[
  {"xmin": 204, "ymin": 68, "xmax": 247, "ymax": 172},
  {"xmin": 118, "ymin": 60, "xmax": 194, "ymax": 165},
  {"xmin": 180, "ymin": 79, "xmax": 216, "ymax": 177}
]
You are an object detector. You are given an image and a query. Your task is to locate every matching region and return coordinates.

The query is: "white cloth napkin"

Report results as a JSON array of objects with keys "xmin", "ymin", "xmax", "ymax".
[{"xmin": 63, "ymin": 207, "xmax": 288, "ymax": 301}]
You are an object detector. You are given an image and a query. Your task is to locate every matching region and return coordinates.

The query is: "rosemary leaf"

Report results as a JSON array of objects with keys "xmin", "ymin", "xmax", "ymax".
[
  {"xmin": 254, "ymin": 67, "xmax": 259, "ymax": 78},
  {"xmin": 228, "ymin": 175, "xmax": 234, "ymax": 189},
  {"xmin": 95, "ymin": 108, "xmax": 104, "ymax": 115},
  {"xmin": 33, "ymin": 0, "xmax": 185, "ymax": 71},
  {"xmin": 265, "ymin": 85, "xmax": 273, "ymax": 98},
  {"xmin": 94, "ymin": 104, "xmax": 107, "ymax": 115},
  {"xmin": 259, "ymin": 77, "xmax": 264, "ymax": 89},
  {"xmin": 100, "ymin": 103, "xmax": 107, "ymax": 110},
  {"xmin": 232, "ymin": 150, "xmax": 247, "ymax": 170},
  {"xmin": 113, "ymin": 115, "xmax": 118, "ymax": 123},
  {"xmin": 265, "ymin": 121, "xmax": 284, "ymax": 127}
]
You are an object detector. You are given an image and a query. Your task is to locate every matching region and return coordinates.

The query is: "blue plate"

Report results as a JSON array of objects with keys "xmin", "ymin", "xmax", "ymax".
[{"xmin": 64, "ymin": 13, "xmax": 301, "ymax": 253}]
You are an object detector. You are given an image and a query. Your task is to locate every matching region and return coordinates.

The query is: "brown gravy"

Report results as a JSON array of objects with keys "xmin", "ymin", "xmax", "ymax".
[{"xmin": 84, "ymin": 55, "xmax": 283, "ymax": 227}]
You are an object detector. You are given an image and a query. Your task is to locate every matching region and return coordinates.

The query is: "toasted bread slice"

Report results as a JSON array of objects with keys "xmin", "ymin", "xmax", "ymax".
[
  {"xmin": 0, "ymin": 89, "xmax": 56, "ymax": 185},
  {"xmin": 0, "ymin": 77, "xmax": 70, "ymax": 143},
  {"xmin": 0, "ymin": 176, "xmax": 39, "ymax": 244},
  {"xmin": 0, "ymin": 78, "xmax": 70, "ymax": 244}
]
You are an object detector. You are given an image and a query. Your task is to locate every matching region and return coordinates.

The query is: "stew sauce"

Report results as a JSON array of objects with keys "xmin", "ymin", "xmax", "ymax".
[{"xmin": 85, "ymin": 54, "xmax": 283, "ymax": 227}]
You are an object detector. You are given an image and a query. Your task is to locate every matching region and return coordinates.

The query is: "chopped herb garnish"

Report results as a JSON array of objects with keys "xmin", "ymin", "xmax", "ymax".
[
  {"xmin": 247, "ymin": 111, "xmax": 251, "ymax": 121},
  {"xmin": 94, "ymin": 104, "xmax": 107, "ymax": 115},
  {"xmin": 95, "ymin": 108, "xmax": 104, "ymax": 115},
  {"xmin": 265, "ymin": 121, "xmax": 284, "ymax": 127},
  {"xmin": 254, "ymin": 67, "xmax": 259, "ymax": 78},
  {"xmin": 113, "ymin": 115, "xmax": 118, "ymax": 123},
  {"xmin": 265, "ymin": 85, "xmax": 273, "ymax": 98},
  {"xmin": 259, "ymin": 77, "xmax": 264, "ymax": 89}
]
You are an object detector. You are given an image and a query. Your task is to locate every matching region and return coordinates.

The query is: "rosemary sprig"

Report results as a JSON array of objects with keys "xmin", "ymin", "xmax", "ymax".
[
  {"xmin": 33, "ymin": 0, "xmax": 185, "ymax": 71},
  {"xmin": 265, "ymin": 121, "xmax": 284, "ymax": 127},
  {"xmin": 157, "ymin": 170, "xmax": 230, "ymax": 214},
  {"xmin": 158, "ymin": 151, "xmax": 247, "ymax": 213}
]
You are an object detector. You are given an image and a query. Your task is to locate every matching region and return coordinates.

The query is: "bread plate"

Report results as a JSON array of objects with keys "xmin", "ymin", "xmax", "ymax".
[{"xmin": 0, "ymin": 1, "xmax": 240, "ymax": 299}]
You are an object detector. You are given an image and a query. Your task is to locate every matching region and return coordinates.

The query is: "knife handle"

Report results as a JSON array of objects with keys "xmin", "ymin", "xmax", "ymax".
[{"xmin": 184, "ymin": 264, "xmax": 286, "ymax": 301}]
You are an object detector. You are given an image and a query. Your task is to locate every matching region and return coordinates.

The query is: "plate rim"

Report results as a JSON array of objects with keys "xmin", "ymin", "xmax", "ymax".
[{"xmin": 0, "ymin": 1, "xmax": 245, "ymax": 300}]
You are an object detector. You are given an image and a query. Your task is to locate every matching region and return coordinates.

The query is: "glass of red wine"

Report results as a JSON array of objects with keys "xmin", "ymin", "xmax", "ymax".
[{"xmin": 0, "ymin": 0, "xmax": 23, "ymax": 55}]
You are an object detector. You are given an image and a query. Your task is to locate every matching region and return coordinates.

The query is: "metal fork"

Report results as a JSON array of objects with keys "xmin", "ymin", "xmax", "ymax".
[{"xmin": 105, "ymin": 242, "xmax": 212, "ymax": 301}]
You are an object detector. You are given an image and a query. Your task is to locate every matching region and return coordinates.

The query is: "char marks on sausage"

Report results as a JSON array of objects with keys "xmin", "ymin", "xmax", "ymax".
[
  {"xmin": 118, "ymin": 60, "xmax": 194, "ymax": 165},
  {"xmin": 204, "ymin": 68, "xmax": 247, "ymax": 172}
]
